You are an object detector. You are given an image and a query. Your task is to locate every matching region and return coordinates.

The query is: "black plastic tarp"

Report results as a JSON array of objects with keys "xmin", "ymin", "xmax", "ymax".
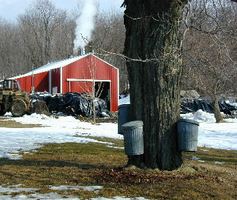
[
  {"xmin": 181, "ymin": 99, "xmax": 237, "ymax": 115},
  {"xmin": 30, "ymin": 92, "xmax": 110, "ymax": 117}
]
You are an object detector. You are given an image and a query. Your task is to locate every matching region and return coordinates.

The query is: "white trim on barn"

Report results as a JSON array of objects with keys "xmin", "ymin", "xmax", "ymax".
[
  {"xmin": 49, "ymin": 70, "xmax": 52, "ymax": 93},
  {"xmin": 92, "ymin": 54, "xmax": 119, "ymax": 71},
  {"xmin": 117, "ymin": 68, "xmax": 120, "ymax": 107},
  {"xmin": 67, "ymin": 78, "xmax": 111, "ymax": 82},
  {"xmin": 60, "ymin": 67, "xmax": 63, "ymax": 93}
]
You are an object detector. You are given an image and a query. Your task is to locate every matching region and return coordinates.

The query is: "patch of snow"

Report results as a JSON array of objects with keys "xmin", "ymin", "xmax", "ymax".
[
  {"xmin": 0, "ymin": 185, "xmax": 148, "ymax": 200},
  {"xmin": 191, "ymin": 156, "xmax": 205, "ymax": 163},
  {"xmin": 13, "ymin": 114, "xmax": 120, "ymax": 139},
  {"xmin": 0, "ymin": 127, "xmax": 113, "ymax": 159},
  {"xmin": 225, "ymin": 100, "xmax": 237, "ymax": 108},
  {"xmin": 200, "ymin": 149, "xmax": 209, "ymax": 152},
  {"xmin": 91, "ymin": 197, "xmax": 148, "ymax": 200},
  {"xmin": 191, "ymin": 156, "xmax": 200, "ymax": 161},
  {"xmin": 0, "ymin": 114, "xmax": 122, "ymax": 159},
  {"xmin": 182, "ymin": 110, "xmax": 237, "ymax": 150},
  {"xmin": 198, "ymin": 160, "xmax": 205, "ymax": 163},
  {"xmin": 181, "ymin": 109, "xmax": 216, "ymax": 123},
  {"xmin": 49, "ymin": 185, "xmax": 103, "ymax": 192},
  {"xmin": 107, "ymin": 145, "xmax": 124, "ymax": 150},
  {"xmin": 0, "ymin": 185, "xmax": 38, "ymax": 194},
  {"xmin": 214, "ymin": 161, "xmax": 225, "ymax": 165},
  {"xmin": 0, "ymin": 192, "xmax": 79, "ymax": 200},
  {"xmin": 198, "ymin": 122, "xmax": 237, "ymax": 150},
  {"xmin": 224, "ymin": 118, "xmax": 237, "ymax": 123},
  {"xmin": 3, "ymin": 112, "xmax": 12, "ymax": 117},
  {"xmin": 119, "ymin": 95, "xmax": 130, "ymax": 105}
]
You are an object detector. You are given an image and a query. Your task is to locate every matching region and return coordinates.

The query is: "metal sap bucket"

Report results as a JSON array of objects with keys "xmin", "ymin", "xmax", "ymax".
[
  {"xmin": 177, "ymin": 119, "xmax": 199, "ymax": 152},
  {"xmin": 118, "ymin": 104, "xmax": 130, "ymax": 134},
  {"xmin": 121, "ymin": 120, "xmax": 144, "ymax": 155}
]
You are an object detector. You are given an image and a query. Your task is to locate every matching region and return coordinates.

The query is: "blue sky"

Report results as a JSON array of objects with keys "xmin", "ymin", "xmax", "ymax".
[{"xmin": 0, "ymin": 0, "xmax": 124, "ymax": 22}]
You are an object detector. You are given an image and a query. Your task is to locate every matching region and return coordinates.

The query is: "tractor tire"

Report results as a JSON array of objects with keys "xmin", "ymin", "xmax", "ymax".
[
  {"xmin": 11, "ymin": 99, "xmax": 27, "ymax": 117},
  {"xmin": 32, "ymin": 100, "xmax": 50, "ymax": 115}
]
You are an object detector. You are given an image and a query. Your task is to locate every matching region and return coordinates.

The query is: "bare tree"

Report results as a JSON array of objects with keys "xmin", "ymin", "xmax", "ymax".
[
  {"xmin": 182, "ymin": 0, "xmax": 237, "ymax": 122},
  {"xmin": 0, "ymin": 18, "xmax": 26, "ymax": 78},
  {"xmin": 90, "ymin": 11, "xmax": 127, "ymax": 92},
  {"xmin": 18, "ymin": 0, "xmax": 73, "ymax": 69},
  {"xmin": 51, "ymin": 17, "xmax": 76, "ymax": 60},
  {"xmin": 123, "ymin": 0, "xmax": 188, "ymax": 170}
]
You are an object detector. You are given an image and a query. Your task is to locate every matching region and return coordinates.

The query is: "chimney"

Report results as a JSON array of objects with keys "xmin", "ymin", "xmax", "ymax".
[{"xmin": 73, "ymin": 47, "xmax": 86, "ymax": 56}]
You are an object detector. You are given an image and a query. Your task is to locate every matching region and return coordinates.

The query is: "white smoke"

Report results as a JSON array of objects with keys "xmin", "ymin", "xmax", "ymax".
[{"xmin": 74, "ymin": 0, "xmax": 97, "ymax": 52}]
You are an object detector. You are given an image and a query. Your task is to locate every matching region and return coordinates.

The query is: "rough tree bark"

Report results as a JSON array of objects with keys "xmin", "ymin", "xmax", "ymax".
[
  {"xmin": 123, "ymin": 0, "xmax": 187, "ymax": 170},
  {"xmin": 212, "ymin": 96, "xmax": 223, "ymax": 123}
]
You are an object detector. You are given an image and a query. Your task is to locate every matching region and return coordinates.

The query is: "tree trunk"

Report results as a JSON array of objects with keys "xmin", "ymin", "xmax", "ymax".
[
  {"xmin": 213, "ymin": 97, "xmax": 223, "ymax": 123},
  {"xmin": 123, "ymin": 0, "xmax": 187, "ymax": 170}
]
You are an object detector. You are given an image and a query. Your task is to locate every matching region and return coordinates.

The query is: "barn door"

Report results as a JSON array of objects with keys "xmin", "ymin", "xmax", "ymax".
[{"xmin": 95, "ymin": 82, "xmax": 111, "ymax": 111}]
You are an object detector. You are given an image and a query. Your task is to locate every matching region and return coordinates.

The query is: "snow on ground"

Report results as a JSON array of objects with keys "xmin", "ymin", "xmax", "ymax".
[
  {"xmin": 119, "ymin": 97, "xmax": 237, "ymax": 150},
  {"xmin": 181, "ymin": 109, "xmax": 216, "ymax": 123},
  {"xmin": 0, "ymin": 114, "xmax": 122, "ymax": 159},
  {"xmin": 198, "ymin": 121, "xmax": 237, "ymax": 150},
  {"xmin": 0, "ymin": 193, "xmax": 78, "ymax": 200},
  {"xmin": 1, "ymin": 109, "xmax": 237, "ymax": 160},
  {"xmin": 0, "ymin": 185, "xmax": 147, "ymax": 200},
  {"xmin": 91, "ymin": 198, "xmax": 148, "ymax": 200},
  {"xmin": 0, "ymin": 185, "xmax": 63, "ymax": 200},
  {"xmin": 0, "ymin": 111, "xmax": 237, "ymax": 199},
  {"xmin": 181, "ymin": 109, "xmax": 237, "ymax": 150},
  {"xmin": 49, "ymin": 185, "xmax": 103, "ymax": 192}
]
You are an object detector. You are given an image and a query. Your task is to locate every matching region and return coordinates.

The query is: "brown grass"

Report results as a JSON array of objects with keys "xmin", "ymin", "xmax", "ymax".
[
  {"xmin": 0, "ymin": 138, "xmax": 236, "ymax": 200},
  {"xmin": 0, "ymin": 117, "xmax": 41, "ymax": 128}
]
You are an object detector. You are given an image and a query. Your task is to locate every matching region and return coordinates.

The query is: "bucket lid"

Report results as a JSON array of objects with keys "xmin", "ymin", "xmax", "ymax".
[
  {"xmin": 178, "ymin": 118, "xmax": 199, "ymax": 126},
  {"xmin": 121, "ymin": 120, "xmax": 143, "ymax": 131}
]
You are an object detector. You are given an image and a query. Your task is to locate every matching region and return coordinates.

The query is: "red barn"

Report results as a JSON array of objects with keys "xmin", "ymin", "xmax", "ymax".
[{"xmin": 13, "ymin": 54, "xmax": 119, "ymax": 112}]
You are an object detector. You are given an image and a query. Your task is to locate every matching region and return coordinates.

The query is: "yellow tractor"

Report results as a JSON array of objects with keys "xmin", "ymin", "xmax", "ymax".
[{"xmin": 0, "ymin": 79, "xmax": 30, "ymax": 117}]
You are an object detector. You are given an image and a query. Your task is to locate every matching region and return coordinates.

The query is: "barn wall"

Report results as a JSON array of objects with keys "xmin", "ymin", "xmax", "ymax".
[
  {"xmin": 62, "ymin": 55, "xmax": 118, "ymax": 112},
  {"xmin": 17, "ymin": 76, "xmax": 31, "ymax": 92},
  {"xmin": 34, "ymin": 72, "xmax": 49, "ymax": 92},
  {"xmin": 17, "ymin": 72, "xmax": 49, "ymax": 93},
  {"xmin": 70, "ymin": 82, "xmax": 93, "ymax": 94}
]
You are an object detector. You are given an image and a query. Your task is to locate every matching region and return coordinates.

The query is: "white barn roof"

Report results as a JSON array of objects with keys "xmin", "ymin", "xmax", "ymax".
[
  {"xmin": 11, "ymin": 54, "xmax": 118, "ymax": 80},
  {"xmin": 12, "ymin": 55, "xmax": 88, "ymax": 79}
]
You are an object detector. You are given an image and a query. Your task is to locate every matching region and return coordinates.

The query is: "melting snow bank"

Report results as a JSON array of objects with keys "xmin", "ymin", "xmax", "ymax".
[
  {"xmin": 182, "ymin": 110, "xmax": 237, "ymax": 150},
  {"xmin": 181, "ymin": 109, "xmax": 216, "ymax": 123}
]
